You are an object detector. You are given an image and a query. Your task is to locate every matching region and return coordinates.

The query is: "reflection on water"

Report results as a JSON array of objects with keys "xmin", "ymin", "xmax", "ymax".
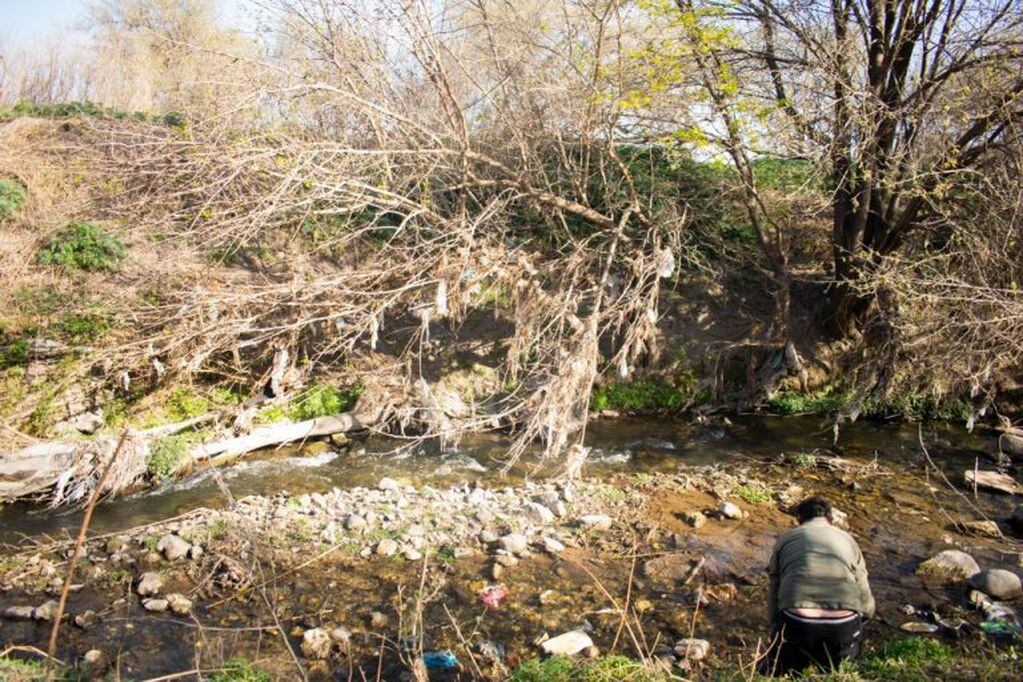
[{"xmin": 0, "ymin": 415, "xmax": 992, "ymax": 544}]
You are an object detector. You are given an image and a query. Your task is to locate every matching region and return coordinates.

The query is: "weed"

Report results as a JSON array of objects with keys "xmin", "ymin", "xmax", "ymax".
[
  {"xmin": 0, "ymin": 179, "xmax": 27, "ymax": 219},
  {"xmin": 166, "ymin": 387, "xmax": 210, "ymax": 421},
  {"xmin": 787, "ymin": 452, "xmax": 817, "ymax": 469},
  {"xmin": 37, "ymin": 221, "xmax": 126, "ymax": 272},
  {"xmin": 0, "ymin": 338, "xmax": 29, "ymax": 368},
  {"xmin": 582, "ymin": 655, "xmax": 668, "ymax": 681},
  {"xmin": 254, "ymin": 403, "xmax": 288, "ymax": 425},
  {"xmin": 436, "ymin": 546, "xmax": 457, "ymax": 563},
  {"xmin": 142, "ymin": 536, "xmax": 160, "ymax": 552},
  {"xmin": 766, "ymin": 388, "xmax": 851, "ymax": 416},
  {"xmin": 56, "ymin": 313, "xmax": 110, "ymax": 343},
  {"xmin": 858, "ymin": 636, "xmax": 953, "ymax": 682},
  {"xmin": 208, "ymin": 658, "xmax": 271, "ymax": 682},
  {"xmin": 0, "ymin": 655, "xmax": 73, "ymax": 680},
  {"xmin": 510, "ymin": 656, "xmax": 576, "ymax": 682},
  {"xmin": 735, "ymin": 484, "xmax": 772, "ymax": 505}
]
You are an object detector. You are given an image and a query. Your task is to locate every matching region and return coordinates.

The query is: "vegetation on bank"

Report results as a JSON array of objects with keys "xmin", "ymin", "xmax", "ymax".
[
  {"xmin": 765, "ymin": 386, "xmax": 973, "ymax": 422},
  {"xmin": 0, "ymin": 178, "xmax": 27, "ymax": 219},
  {"xmin": 0, "ymin": 98, "xmax": 185, "ymax": 127},
  {"xmin": 36, "ymin": 221, "xmax": 127, "ymax": 273}
]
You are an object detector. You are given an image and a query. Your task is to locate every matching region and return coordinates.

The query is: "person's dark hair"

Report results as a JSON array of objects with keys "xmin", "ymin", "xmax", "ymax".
[{"xmin": 793, "ymin": 495, "xmax": 832, "ymax": 524}]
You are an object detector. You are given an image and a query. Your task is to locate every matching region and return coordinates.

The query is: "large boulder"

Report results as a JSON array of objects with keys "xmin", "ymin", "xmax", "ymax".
[
  {"xmin": 999, "ymin": 432, "xmax": 1023, "ymax": 460},
  {"xmin": 969, "ymin": 569, "xmax": 1023, "ymax": 600},
  {"xmin": 916, "ymin": 550, "xmax": 980, "ymax": 580}
]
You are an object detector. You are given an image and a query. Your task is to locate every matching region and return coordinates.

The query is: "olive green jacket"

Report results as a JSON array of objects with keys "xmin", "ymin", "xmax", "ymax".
[{"xmin": 767, "ymin": 517, "xmax": 875, "ymax": 621}]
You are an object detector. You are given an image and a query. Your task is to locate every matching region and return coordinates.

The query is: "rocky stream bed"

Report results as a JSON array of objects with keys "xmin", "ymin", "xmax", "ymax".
[{"xmin": 2, "ymin": 418, "xmax": 1023, "ymax": 680}]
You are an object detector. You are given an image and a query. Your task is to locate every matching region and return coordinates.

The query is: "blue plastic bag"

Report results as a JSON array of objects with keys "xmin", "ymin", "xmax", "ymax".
[{"xmin": 422, "ymin": 650, "xmax": 460, "ymax": 670}]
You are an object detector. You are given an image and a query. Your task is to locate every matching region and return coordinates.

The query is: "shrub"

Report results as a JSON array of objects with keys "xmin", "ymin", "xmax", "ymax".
[
  {"xmin": 510, "ymin": 657, "xmax": 576, "ymax": 682},
  {"xmin": 0, "ymin": 338, "xmax": 29, "ymax": 369},
  {"xmin": 37, "ymin": 222, "xmax": 126, "ymax": 272},
  {"xmin": 0, "ymin": 179, "xmax": 27, "ymax": 219},
  {"xmin": 56, "ymin": 313, "xmax": 110, "ymax": 343},
  {"xmin": 288, "ymin": 381, "xmax": 364, "ymax": 421},
  {"xmin": 765, "ymin": 388, "xmax": 852, "ymax": 415},
  {"xmin": 147, "ymin": 436, "xmax": 190, "ymax": 479},
  {"xmin": 591, "ymin": 381, "xmax": 685, "ymax": 413}
]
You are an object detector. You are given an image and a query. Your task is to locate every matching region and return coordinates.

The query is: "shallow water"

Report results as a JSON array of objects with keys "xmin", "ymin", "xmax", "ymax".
[{"xmin": 0, "ymin": 415, "xmax": 993, "ymax": 544}]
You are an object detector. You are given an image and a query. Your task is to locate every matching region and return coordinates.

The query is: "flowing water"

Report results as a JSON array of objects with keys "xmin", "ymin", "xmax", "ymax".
[{"xmin": 0, "ymin": 415, "xmax": 995, "ymax": 544}]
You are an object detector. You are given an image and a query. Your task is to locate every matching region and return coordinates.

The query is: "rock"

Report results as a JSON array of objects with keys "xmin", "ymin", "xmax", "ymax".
[
  {"xmin": 344, "ymin": 514, "xmax": 367, "ymax": 531},
  {"xmin": 495, "ymin": 554, "xmax": 519, "ymax": 568},
  {"xmin": 378, "ymin": 477, "xmax": 400, "ymax": 492},
  {"xmin": 72, "ymin": 411, "xmax": 105, "ymax": 435},
  {"xmin": 329, "ymin": 626, "xmax": 352, "ymax": 647},
  {"xmin": 479, "ymin": 529, "xmax": 499, "ymax": 544},
  {"xmin": 188, "ymin": 544, "xmax": 204, "ymax": 560},
  {"xmin": 536, "ymin": 491, "xmax": 567, "ymax": 517},
  {"xmin": 965, "ymin": 470, "xmax": 1023, "ymax": 495},
  {"xmin": 404, "ymin": 548, "xmax": 423, "ymax": 561},
  {"xmin": 491, "ymin": 563, "xmax": 504, "ymax": 580},
  {"xmin": 969, "ymin": 569, "xmax": 1023, "ymax": 600},
  {"xmin": 166, "ymin": 593, "xmax": 193, "ymax": 615},
  {"xmin": 376, "ymin": 539, "xmax": 399, "ymax": 556},
  {"xmin": 680, "ymin": 511, "xmax": 706, "ymax": 529},
  {"xmin": 543, "ymin": 537, "xmax": 566, "ymax": 554},
  {"xmin": 369, "ymin": 611, "xmax": 388, "ymax": 628},
  {"xmin": 674, "ymin": 638, "xmax": 710, "ymax": 661},
  {"xmin": 32, "ymin": 600, "xmax": 58, "ymax": 621},
  {"xmin": 74, "ymin": 610, "xmax": 98, "ymax": 629},
  {"xmin": 142, "ymin": 598, "xmax": 169, "ymax": 613},
  {"xmin": 917, "ymin": 549, "xmax": 980, "ymax": 580},
  {"xmin": 999, "ymin": 432, "xmax": 1023, "ymax": 460},
  {"xmin": 498, "ymin": 533, "xmax": 529, "ymax": 555},
  {"xmin": 81, "ymin": 649, "xmax": 108, "ymax": 676},
  {"xmin": 137, "ymin": 571, "xmax": 164, "ymax": 596},
  {"xmin": 4, "ymin": 605, "xmax": 36, "ymax": 620},
  {"xmin": 105, "ymin": 536, "xmax": 130, "ymax": 554},
  {"xmin": 541, "ymin": 630, "xmax": 594, "ymax": 656},
  {"xmin": 577, "ymin": 514, "xmax": 613, "ymax": 531},
  {"xmin": 901, "ymin": 622, "xmax": 939, "ymax": 633},
  {"xmin": 643, "ymin": 555, "xmax": 692, "ymax": 586},
  {"xmin": 157, "ymin": 534, "xmax": 192, "ymax": 561},
  {"xmin": 957, "ymin": 520, "xmax": 1002, "ymax": 538},
  {"xmin": 718, "ymin": 502, "xmax": 743, "ymax": 520},
  {"xmin": 523, "ymin": 502, "xmax": 555, "ymax": 525},
  {"xmin": 476, "ymin": 509, "xmax": 495, "ymax": 524},
  {"xmin": 301, "ymin": 627, "xmax": 333, "ymax": 659}
]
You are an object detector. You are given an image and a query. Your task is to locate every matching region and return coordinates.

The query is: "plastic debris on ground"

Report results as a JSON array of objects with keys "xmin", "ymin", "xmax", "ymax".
[
  {"xmin": 900, "ymin": 622, "xmax": 939, "ymax": 634},
  {"xmin": 479, "ymin": 584, "xmax": 509, "ymax": 609},
  {"xmin": 421, "ymin": 650, "xmax": 460, "ymax": 670}
]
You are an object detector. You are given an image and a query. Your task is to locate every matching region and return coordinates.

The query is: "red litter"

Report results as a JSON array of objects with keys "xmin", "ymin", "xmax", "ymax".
[{"xmin": 479, "ymin": 584, "xmax": 509, "ymax": 609}]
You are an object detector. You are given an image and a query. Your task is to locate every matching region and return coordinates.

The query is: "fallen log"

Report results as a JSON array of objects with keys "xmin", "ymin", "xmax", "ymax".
[
  {"xmin": 964, "ymin": 469, "xmax": 1023, "ymax": 495},
  {"xmin": 188, "ymin": 409, "xmax": 380, "ymax": 462},
  {"xmin": 0, "ymin": 408, "xmax": 381, "ymax": 505}
]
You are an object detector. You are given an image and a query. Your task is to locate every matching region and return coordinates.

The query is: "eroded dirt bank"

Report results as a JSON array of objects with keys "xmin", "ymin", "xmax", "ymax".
[{"xmin": 2, "ymin": 430, "xmax": 1023, "ymax": 680}]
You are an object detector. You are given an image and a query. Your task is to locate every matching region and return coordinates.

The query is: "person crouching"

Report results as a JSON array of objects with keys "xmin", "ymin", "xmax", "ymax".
[{"xmin": 760, "ymin": 495, "xmax": 875, "ymax": 676}]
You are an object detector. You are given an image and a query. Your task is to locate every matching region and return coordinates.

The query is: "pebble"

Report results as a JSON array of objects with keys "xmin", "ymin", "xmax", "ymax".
[
  {"xmin": 543, "ymin": 537, "xmax": 566, "ymax": 554},
  {"xmin": 480, "ymin": 529, "xmax": 499, "ymax": 544},
  {"xmin": 167, "ymin": 593, "xmax": 193, "ymax": 615},
  {"xmin": 491, "ymin": 564, "xmax": 504, "ymax": 580},
  {"xmin": 142, "ymin": 598, "xmax": 169, "ymax": 613},
  {"xmin": 344, "ymin": 514, "xmax": 367, "ymax": 531},
  {"xmin": 674, "ymin": 638, "xmax": 710, "ymax": 661},
  {"xmin": 970, "ymin": 569, "xmax": 1023, "ymax": 600},
  {"xmin": 523, "ymin": 502, "xmax": 555, "ymax": 525},
  {"xmin": 75, "ymin": 610, "xmax": 98, "ymax": 629},
  {"xmin": 378, "ymin": 477, "xmax": 400, "ymax": 492},
  {"xmin": 156, "ymin": 534, "xmax": 191, "ymax": 561},
  {"xmin": 3, "ymin": 605, "xmax": 36, "ymax": 620},
  {"xmin": 376, "ymin": 539, "xmax": 399, "ymax": 556},
  {"xmin": 541, "ymin": 629, "xmax": 594, "ymax": 656},
  {"xmin": 718, "ymin": 502, "xmax": 743, "ymax": 520},
  {"xmin": 136, "ymin": 572, "xmax": 164, "ymax": 596},
  {"xmin": 495, "ymin": 554, "xmax": 519, "ymax": 567},
  {"xmin": 577, "ymin": 514, "xmax": 613, "ymax": 531},
  {"xmin": 301, "ymin": 627, "xmax": 333, "ymax": 659},
  {"xmin": 498, "ymin": 533, "xmax": 529, "ymax": 555},
  {"xmin": 680, "ymin": 511, "xmax": 707, "ymax": 528},
  {"xmin": 404, "ymin": 548, "xmax": 423, "ymax": 561}
]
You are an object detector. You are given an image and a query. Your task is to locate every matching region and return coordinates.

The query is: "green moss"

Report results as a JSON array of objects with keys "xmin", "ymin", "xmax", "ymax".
[
  {"xmin": 858, "ymin": 636, "xmax": 953, "ymax": 682},
  {"xmin": 166, "ymin": 387, "xmax": 210, "ymax": 421},
  {"xmin": 254, "ymin": 403, "xmax": 288, "ymax": 425},
  {"xmin": 735, "ymin": 484, "xmax": 772, "ymax": 505},
  {"xmin": 0, "ymin": 179, "xmax": 27, "ymax": 219},
  {"xmin": 37, "ymin": 221, "xmax": 126, "ymax": 272}
]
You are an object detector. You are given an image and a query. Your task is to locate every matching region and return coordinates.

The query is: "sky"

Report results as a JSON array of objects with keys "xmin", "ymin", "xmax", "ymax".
[{"xmin": 0, "ymin": 0, "xmax": 257, "ymax": 49}]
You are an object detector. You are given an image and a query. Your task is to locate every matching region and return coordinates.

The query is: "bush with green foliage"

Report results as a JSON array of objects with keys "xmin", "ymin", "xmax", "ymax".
[
  {"xmin": 510, "ymin": 655, "xmax": 668, "ymax": 682},
  {"xmin": 591, "ymin": 380, "xmax": 692, "ymax": 413},
  {"xmin": 208, "ymin": 658, "xmax": 271, "ymax": 682},
  {"xmin": 0, "ymin": 99, "xmax": 186, "ymax": 128},
  {"xmin": 0, "ymin": 179, "xmax": 27, "ymax": 219},
  {"xmin": 765, "ymin": 387, "xmax": 852, "ymax": 416},
  {"xmin": 37, "ymin": 222, "xmax": 126, "ymax": 272},
  {"xmin": 55, "ymin": 313, "xmax": 110, "ymax": 343},
  {"xmin": 288, "ymin": 381, "xmax": 364, "ymax": 421},
  {"xmin": 736, "ymin": 484, "xmax": 772, "ymax": 505},
  {"xmin": 0, "ymin": 337, "xmax": 29, "ymax": 369},
  {"xmin": 766, "ymin": 385, "xmax": 972, "ymax": 422},
  {"xmin": 147, "ymin": 435, "xmax": 190, "ymax": 479}
]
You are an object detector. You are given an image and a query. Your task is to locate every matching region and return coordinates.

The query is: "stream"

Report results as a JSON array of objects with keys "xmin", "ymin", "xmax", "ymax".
[{"xmin": 0, "ymin": 415, "xmax": 994, "ymax": 544}]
